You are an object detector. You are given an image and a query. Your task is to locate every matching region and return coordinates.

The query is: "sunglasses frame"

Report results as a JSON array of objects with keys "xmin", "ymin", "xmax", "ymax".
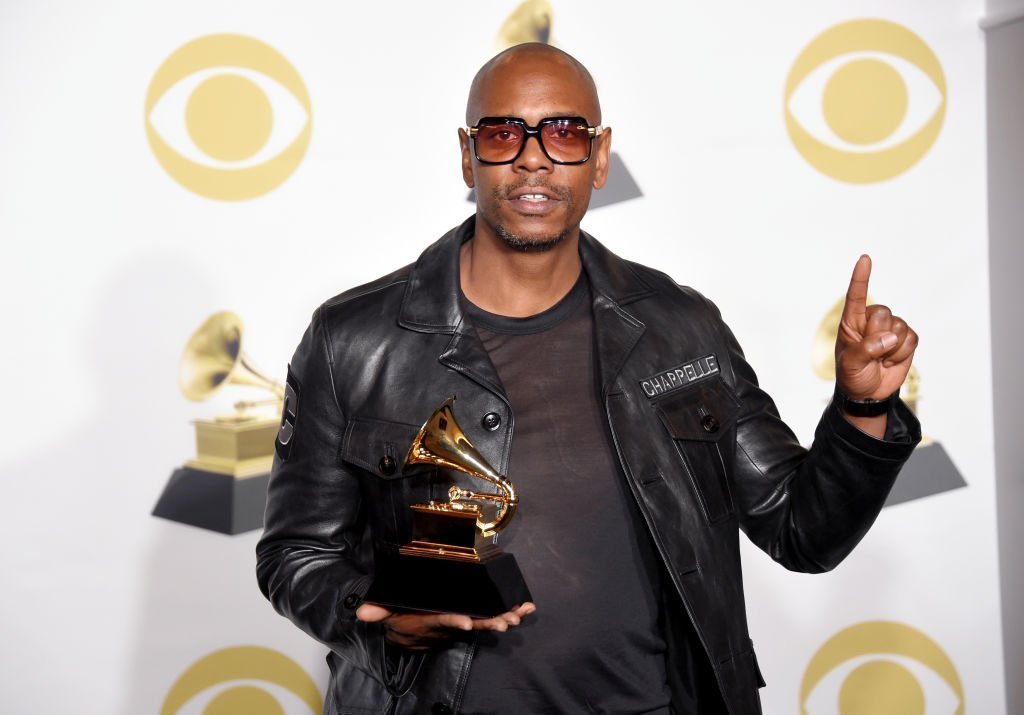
[{"xmin": 466, "ymin": 116, "xmax": 605, "ymax": 165}]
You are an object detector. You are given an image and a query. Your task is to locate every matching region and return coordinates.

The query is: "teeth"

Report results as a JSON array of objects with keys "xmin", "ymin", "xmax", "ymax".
[{"xmin": 520, "ymin": 194, "xmax": 548, "ymax": 201}]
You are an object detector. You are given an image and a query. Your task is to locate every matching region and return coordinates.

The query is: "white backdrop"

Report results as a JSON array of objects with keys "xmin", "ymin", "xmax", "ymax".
[{"xmin": 0, "ymin": 1, "xmax": 999, "ymax": 713}]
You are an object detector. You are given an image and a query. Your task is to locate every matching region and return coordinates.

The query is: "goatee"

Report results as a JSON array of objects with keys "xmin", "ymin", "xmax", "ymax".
[
  {"xmin": 489, "ymin": 181, "xmax": 575, "ymax": 253},
  {"xmin": 494, "ymin": 225, "xmax": 571, "ymax": 253}
]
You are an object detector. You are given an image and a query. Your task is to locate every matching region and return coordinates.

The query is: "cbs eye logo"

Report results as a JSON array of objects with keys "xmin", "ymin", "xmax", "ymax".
[
  {"xmin": 785, "ymin": 19, "xmax": 946, "ymax": 183},
  {"xmin": 801, "ymin": 621, "xmax": 964, "ymax": 715},
  {"xmin": 145, "ymin": 34, "xmax": 312, "ymax": 201},
  {"xmin": 160, "ymin": 646, "xmax": 321, "ymax": 715}
]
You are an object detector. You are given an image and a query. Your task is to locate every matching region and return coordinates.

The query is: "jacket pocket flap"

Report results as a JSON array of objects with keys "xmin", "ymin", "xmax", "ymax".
[
  {"xmin": 341, "ymin": 416, "xmax": 422, "ymax": 479},
  {"xmin": 655, "ymin": 377, "xmax": 741, "ymax": 442}
]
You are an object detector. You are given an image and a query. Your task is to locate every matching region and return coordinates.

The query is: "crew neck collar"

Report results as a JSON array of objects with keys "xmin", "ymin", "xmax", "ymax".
[{"xmin": 460, "ymin": 271, "xmax": 589, "ymax": 335}]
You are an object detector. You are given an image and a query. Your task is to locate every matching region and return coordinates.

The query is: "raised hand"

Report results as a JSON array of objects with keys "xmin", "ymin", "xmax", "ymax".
[
  {"xmin": 835, "ymin": 255, "xmax": 918, "ymax": 402},
  {"xmin": 355, "ymin": 601, "xmax": 536, "ymax": 651}
]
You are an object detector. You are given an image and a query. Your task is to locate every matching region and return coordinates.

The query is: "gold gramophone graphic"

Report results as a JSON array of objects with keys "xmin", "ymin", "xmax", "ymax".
[
  {"xmin": 814, "ymin": 297, "xmax": 965, "ymax": 506},
  {"xmin": 497, "ymin": 0, "xmax": 554, "ymax": 48},
  {"xmin": 152, "ymin": 311, "xmax": 282, "ymax": 534},
  {"xmin": 365, "ymin": 397, "xmax": 532, "ymax": 617},
  {"xmin": 464, "ymin": 0, "xmax": 643, "ymax": 210}
]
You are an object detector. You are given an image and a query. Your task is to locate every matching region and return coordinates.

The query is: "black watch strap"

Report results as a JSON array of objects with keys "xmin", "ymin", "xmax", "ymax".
[{"xmin": 834, "ymin": 388, "xmax": 896, "ymax": 417}]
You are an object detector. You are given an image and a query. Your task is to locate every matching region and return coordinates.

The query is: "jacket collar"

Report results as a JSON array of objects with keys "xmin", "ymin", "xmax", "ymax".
[
  {"xmin": 398, "ymin": 215, "xmax": 656, "ymax": 334},
  {"xmin": 398, "ymin": 216, "xmax": 655, "ymax": 396}
]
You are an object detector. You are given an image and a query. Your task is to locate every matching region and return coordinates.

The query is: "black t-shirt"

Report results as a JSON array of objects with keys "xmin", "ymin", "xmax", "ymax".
[{"xmin": 459, "ymin": 273, "xmax": 670, "ymax": 715}]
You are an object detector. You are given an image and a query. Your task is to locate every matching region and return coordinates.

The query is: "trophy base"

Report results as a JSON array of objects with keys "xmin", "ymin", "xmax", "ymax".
[
  {"xmin": 152, "ymin": 466, "xmax": 269, "ymax": 535},
  {"xmin": 365, "ymin": 550, "xmax": 533, "ymax": 618}
]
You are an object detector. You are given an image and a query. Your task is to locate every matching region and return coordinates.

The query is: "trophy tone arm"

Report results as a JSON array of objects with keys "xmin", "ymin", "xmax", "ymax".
[{"xmin": 448, "ymin": 481, "xmax": 519, "ymax": 537}]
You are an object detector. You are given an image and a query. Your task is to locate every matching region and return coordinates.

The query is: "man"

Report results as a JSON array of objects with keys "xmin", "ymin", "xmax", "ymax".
[{"xmin": 256, "ymin": 43, "xmax": 920, "ymax": 714}]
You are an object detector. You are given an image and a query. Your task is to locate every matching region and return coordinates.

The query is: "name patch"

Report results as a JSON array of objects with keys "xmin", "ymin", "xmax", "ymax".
[{"xmin": 639, "ymin": 354, "xmax": 719, "ymax": 398}]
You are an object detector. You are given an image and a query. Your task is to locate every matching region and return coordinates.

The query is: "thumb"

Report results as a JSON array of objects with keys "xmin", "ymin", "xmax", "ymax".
[
  {"xmin": 356, "ymin": 603, "xmax": 393, "ymax": 622},
  {"xmin": 862, "ymin": 331, "xmax": 898, "ymax": 358}
]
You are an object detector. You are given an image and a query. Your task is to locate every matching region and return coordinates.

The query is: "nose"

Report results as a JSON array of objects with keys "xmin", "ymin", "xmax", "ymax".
[{"xmin": 514, "ymin": 133, "xmax": 553, "ymax": 173}]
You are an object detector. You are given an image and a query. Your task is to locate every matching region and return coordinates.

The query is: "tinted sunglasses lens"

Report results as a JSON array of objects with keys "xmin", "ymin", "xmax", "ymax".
[
  {"xmin": 475, "ymin": 122, "xmax": 525, "ymax": 162},
  {"xmin": 541, "ymin": 120, "xmax": 590, "ymax": 162}
]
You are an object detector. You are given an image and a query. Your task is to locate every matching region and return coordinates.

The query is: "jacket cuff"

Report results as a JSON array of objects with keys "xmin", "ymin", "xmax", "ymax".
[
  {"xmin": 337, "ymin": 575, "xmax": 426, "ymax": 696},
  {"xmin": 824, "ymin": 395, "xmax": 922, "ymax": 461}
]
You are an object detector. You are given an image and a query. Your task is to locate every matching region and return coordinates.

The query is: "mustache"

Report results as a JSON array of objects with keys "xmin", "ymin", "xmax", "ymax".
[{"xmin": 492, "ymin": 181, "xmax": 571, "ymax": 202}]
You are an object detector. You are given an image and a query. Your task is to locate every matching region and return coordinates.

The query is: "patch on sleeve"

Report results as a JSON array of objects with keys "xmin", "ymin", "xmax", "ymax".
[
  {"xmin": 275, "ymin": 366, "xmax": 300, "ymax": 461},
  {"xmin": 639, "ymin": 353, "xmax": 719, "ymax": 399}
]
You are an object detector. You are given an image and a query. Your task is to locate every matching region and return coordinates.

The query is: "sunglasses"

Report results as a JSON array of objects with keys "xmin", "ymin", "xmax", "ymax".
[{"xmin": 466, "ymin": 116, "xmax": 605, "ymax": 165}]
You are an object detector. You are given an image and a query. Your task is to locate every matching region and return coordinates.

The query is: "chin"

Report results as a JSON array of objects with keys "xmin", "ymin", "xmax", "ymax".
[{"xmin": 494, "ymin": 224, "xmax": 571, "ymax": 253}]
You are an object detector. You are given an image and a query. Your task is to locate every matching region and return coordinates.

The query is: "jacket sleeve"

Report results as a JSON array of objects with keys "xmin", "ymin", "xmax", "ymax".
[
  {"xmin": 255, "ymin": 307, "xmax": 422, "ymax": 693},
  {"xmin": 716, "ymin": 311, "xmax": 922, "ymax": 573}
]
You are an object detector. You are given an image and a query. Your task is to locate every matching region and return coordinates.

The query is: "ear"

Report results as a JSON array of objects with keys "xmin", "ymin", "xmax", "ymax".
[
  {"xmin": 591, "ymin": 127, "xmax": 612, "ymax": 190},
  {"xmin": 458, "ymin": 128, "xmax": 475, "ymax": 188}
]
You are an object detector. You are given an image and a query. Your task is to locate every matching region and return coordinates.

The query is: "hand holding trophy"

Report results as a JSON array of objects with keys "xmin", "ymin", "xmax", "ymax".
[{"xmin": 364, "ymin": 397, "xmax": 533, "ymax": 619}]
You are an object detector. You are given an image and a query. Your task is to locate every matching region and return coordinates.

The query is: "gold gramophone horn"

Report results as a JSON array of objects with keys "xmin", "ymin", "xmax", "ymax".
[
  {"xmin": 406, "ymin": 397, "xmax": 518, "ymax": 537},
  {"xmin": 497, "ymin": 0, "xmax": 554, "ymax": 49},
  {"xmin": 812, "ymin": 296, "xmax": 847, "ymax": 382},
  {"xmin": 178, "ymin": 311, "xmax": 284, "ymax": 403}
]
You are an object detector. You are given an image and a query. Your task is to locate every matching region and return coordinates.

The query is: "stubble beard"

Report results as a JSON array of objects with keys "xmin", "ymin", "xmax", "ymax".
[
  {"xmin": 493, "ymin": 224, "xmax": 572, "ymax": 253},
  {"xmin": 486, "ymin": 182, "xmax": 577, "ymax": 253}
]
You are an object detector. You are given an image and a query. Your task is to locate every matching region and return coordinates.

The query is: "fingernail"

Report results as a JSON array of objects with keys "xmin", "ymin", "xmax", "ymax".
[{"xmin": 881, "ymin": 333, "xmax": 897, "ymax": 349}]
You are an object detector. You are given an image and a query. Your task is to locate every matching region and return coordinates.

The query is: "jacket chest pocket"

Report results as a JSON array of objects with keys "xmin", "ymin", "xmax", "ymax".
[
  {"xmin": 341, "ymin": 416, "xmax": 435, "ymax": 545},
  {"xmin": 655, "ymin": 377, "xmax": 741, "ymax": 525}
]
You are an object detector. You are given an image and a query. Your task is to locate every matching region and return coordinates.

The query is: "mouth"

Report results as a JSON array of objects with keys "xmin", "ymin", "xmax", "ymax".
[
  {"xmin": 504, "ymin": 185, "xmax": 564, "ymax": 213},
  {"xmin": 508, "ymin": 185, "xmax": 560, "ymax": 200}
]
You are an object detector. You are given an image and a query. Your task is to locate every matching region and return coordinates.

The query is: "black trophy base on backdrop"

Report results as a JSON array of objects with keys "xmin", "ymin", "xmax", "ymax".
[
  {"xmin": 365, "ymin": 550, "xmax": 533, "ymax": 619},
  {"xmin": 884, "ymin": 441, "xmax": 966, "ymax": 508},
  {"xmin": 152, "ymin": 466, "xmax": 269, "ymax": 535}
]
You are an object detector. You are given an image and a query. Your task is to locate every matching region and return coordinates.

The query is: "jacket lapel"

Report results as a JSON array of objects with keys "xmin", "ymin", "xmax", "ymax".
[
  {"xmin": 580, "ymin": 232, "xmax": 654, "ymax": 395},
  {"xmin": 439, "ymin": 327, "xmax": 507, "ymax": 399},
  {"xmin": 398, "ymin": 217, "xmax": 506, "ymax": 398}
]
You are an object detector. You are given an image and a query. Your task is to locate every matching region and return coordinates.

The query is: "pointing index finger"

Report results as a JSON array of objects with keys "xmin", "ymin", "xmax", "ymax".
[{"xmin": 842, "ymin": 254, "xmax": 872, "ymax": 329}]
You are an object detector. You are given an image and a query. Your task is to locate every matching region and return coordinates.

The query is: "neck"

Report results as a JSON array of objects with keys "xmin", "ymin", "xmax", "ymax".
[{"xmin": 460, "ymin": 223, "xmax": 583, "ymax": 318}]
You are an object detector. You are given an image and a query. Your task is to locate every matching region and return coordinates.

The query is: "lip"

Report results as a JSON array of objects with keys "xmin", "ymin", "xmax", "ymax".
[
  {"xmin": 507, "ymin": 185, "xmax": 559, "ymax": 201},
  {"xmin": 504, "ymin": 185, "xmax": 562, "ymax": 215}
]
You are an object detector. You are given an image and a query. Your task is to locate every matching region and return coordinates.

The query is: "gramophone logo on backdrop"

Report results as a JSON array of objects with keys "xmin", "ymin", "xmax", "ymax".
[
  {"xmin": 467, "ymin": 0, "xmax": 643, "ymax": 209},
  {"xmin": 160, "ymin": 646, "xmax": 321, "ymax": 715},
  {"xmin": 152, "ymin": 311, "xmax": 283, "ymax": 534},
  {"xmin": 813, "ymin": 297, "xmax": 965, "ymax": 507},
  {"xmin": 785, "ymin": 19, "xmax": 946, "ymax": 183},
  {"xmin": 801, "ymin": 621, "xmax": 964, "ymax": 715},
  {"xmin": 145, "ymin": 34, "xmax": 312, "ymax": 200}
]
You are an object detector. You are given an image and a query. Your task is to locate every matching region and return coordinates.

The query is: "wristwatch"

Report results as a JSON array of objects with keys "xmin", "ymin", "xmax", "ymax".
[{"xmin": 834, "ymin": 387, "xmax": 896, "ymax": 417}]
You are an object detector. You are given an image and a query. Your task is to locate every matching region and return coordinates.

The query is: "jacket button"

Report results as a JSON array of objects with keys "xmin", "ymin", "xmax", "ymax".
[
  {"xmin": 378, "ymin": 455, "xmax": 396, "ymax": 475},
  {"xmin": 342, "ymin": 593, "xmax": 362, "ymax": 609},
  {"xmin": 481, "ymin": 412, "xmax": 501, "ymax": 431},
  {"xmin": 701, "ymin": 414, "xmax": 720, "ymax": 433},
  {"xmin": 431, "ymin": 704, "xmax": 452, "ymax": 715}
]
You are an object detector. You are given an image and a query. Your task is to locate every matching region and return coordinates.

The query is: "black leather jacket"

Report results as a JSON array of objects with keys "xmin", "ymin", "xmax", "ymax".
[{"xmin": 256, "ymin": 218, "xmax": 920, "ymax": 715}]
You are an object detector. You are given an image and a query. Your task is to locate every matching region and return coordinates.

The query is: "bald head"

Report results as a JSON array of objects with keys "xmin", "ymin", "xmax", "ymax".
[{"xmin": 465, "ymin": 43, "xmax": 601, "ymax": 126}]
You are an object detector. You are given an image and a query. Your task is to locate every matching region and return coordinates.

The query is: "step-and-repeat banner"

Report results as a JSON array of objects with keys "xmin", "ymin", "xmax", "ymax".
[{"xmin": 0, "ymin": 1, "xmax": 998, "ymax": 713}]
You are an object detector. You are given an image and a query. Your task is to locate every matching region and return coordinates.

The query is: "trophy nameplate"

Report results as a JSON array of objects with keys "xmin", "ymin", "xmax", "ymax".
[{"xmin": 365, "ymin": 398, "xmax": 532, "ymax": 618}]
